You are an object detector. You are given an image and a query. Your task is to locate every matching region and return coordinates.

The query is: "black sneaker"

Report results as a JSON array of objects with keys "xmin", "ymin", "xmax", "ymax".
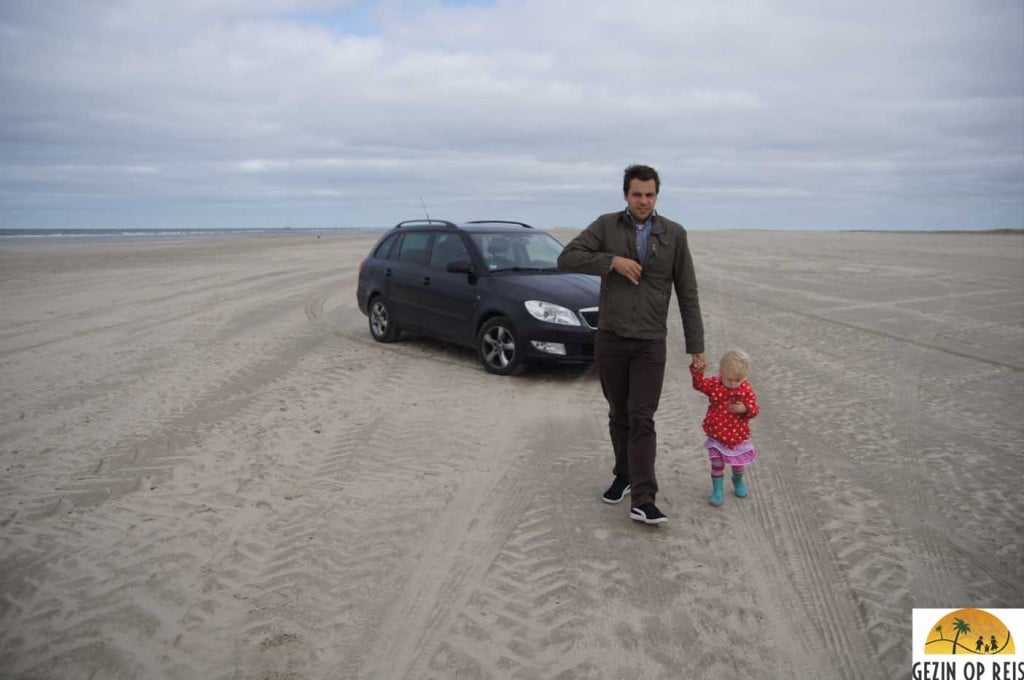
[
  {"xmin": 601, "ymin": 476, "xmax": 630, "ymax": 504},
  {"xmin": 630, "ymin": 502, "xmax": 667, "ymax": 525}
]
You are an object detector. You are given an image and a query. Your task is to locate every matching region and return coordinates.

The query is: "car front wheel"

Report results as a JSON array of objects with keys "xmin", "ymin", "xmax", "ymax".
[
  {"xmin": 477, "ymin": 316, "xmax": 525, "ymax": 375},
  {"xmin": 368, "ymin": 295, "xmax": 400, "ymax": 342}
]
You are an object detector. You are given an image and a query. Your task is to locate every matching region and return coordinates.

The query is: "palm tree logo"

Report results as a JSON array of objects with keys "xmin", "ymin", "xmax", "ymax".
[
  {"xmin": 950, "ymin": 618, "xmax": 971, "ymax": 655},
  {"xmin": 925, "ymin": 609, "xmax": 1015, "ymax": 655}
]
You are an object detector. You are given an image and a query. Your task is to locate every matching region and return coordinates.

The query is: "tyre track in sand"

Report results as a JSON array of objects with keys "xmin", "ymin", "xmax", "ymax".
[
  {"xmin": 12, "ymin": 312, "xmax": 335, "ymax": 519},
  {"xmin": 690, "ymin": 277, "xmax": 897, "ymax": 679},
  {"xmin": 0, "ymin": 268, "xmax": 370, "ymax": 679},
  {"xmin": 658, "ymin": 336, "xmax": 869, "ymax": 679},
  {"xmin": 205, "ymin": 285, "xmax": 418, "ymax": 679},
  {"xmin": 344, "ymin": 375, "xmax": 604, "ymax": 679},
  {"xmin": 346, "ymin": 380, "xmax": 542, "ymax": 678},
  {"xmin": 417, "ymin": 440, "xmax": 600, "ymax": 680},
  {"xmin": 698, "ymin": 256, "xmax": 1023, "ymax": 679},
  {"xmin": 747, "ymin": 312, "xmax": 919, "ymax": 678},
  {"xmin": 258, "ymin": 283, "xmax": 534, "ymax": 677},
  {"xmin": 3, "ymin": 266, "xmax": 352, "ymax": 523}
]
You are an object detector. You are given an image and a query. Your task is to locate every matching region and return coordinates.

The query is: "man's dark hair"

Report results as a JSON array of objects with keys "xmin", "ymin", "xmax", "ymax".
[{"xmin": 623, "ymin": 164, "xmax": 660, "ymax": 195}]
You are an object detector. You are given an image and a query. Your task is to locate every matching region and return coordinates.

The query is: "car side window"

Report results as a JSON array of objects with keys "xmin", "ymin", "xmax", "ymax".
[
  {"xmin": 374, "ymin": 233, "xmax": 401, "ymax": 261},
  {"xmin": 396, "ymin": 232, "xmax": 431, "ymax": 266},
  {"xmin": 429, "ymin": 233, "xmax": 470, "ymax": 270}
]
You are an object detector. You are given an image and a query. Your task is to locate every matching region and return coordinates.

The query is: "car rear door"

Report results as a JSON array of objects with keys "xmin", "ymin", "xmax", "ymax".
[
  {"xmin": 387, "ymin": 230, "xmax": 432, "ymax": 328},
  {"xmin": 418, "ymin": 231, "xmax": 477, "ymax": 345}
]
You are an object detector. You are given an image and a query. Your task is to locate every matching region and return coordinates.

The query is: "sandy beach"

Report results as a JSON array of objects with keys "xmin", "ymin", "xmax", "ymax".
[{"xmin": 1, "ymin": 229, "xmax": 1021, "ymax": 680}]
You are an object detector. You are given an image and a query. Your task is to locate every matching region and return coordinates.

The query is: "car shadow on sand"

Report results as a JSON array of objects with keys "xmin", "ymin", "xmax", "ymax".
[{"xmin": 394, "ymin": 333, "xmax": 597, "ymax": 383}]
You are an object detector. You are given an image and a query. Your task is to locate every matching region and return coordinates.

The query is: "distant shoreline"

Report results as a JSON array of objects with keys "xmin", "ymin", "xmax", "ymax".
[
  {"xmin": 2, "ymin": 226, "xmax": 1020, "ymax": 241},
  {"xmin": 685, "ymin": 228, "xmax": 1024, "ymax": 235},
  {"xmin": 0, "ymin": 226, "xmax": 388, "ymax": 244}
]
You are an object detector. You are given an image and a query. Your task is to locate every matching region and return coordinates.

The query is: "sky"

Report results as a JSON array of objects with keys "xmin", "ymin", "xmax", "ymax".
[{"xmin": 0, "ymin": 0, "xmax": 1021, "ymax": 231}]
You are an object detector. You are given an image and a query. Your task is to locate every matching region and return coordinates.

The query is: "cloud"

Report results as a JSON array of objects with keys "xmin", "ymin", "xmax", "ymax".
[{"xmin": 0, "ymin": 0, "xmax": 1021, "ymax": 229}]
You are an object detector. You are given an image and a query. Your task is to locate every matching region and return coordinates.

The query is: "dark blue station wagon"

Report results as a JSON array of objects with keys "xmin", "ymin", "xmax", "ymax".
[{"xmin": 357, "ymin": 220, "xmax": 600, "ymax": 375}]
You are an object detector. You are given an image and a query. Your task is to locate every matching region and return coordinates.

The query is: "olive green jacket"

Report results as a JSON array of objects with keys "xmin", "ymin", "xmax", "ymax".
[{"xmin": 557, "ymin": 210, "xmax": 705, "ymax": 353}]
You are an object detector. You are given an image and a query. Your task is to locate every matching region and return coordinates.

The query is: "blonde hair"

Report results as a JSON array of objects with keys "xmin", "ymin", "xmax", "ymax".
[{"xmin": 719, "ymin": 350, "xmax": 751, "ymax": 380}]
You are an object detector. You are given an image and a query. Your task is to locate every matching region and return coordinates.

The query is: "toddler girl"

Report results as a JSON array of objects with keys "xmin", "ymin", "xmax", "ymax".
[{"xmin": 690, "ymin": 350, "xmax": 760, "ymax": 506}]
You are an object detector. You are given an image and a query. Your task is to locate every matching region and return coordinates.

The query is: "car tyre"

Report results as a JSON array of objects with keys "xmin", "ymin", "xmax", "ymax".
[
  {"xmin": 477, "ymin": 316, "xmax": 525, "ymax": 375},
  {"xmin": 368, "ymin": 295, "xmax": 400, "ymax": 342}
]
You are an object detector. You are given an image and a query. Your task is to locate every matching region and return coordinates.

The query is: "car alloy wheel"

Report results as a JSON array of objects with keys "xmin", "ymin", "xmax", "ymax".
[
  {"xmin": 368, "ymin": 296, "xmax": 400, "ymax": 342},
  {"xmin": 478, "ymin": 316, "xmax": 524, "ymax": 375}
]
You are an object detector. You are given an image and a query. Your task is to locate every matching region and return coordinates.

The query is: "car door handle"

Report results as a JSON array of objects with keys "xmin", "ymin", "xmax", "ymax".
[
  {"xmin": 385, "ymin": 268, "xmax": 392, "ymax": 277},
  {"xmin": 422, "ymin": 276, "xmax": 431, "ymax": 286}
]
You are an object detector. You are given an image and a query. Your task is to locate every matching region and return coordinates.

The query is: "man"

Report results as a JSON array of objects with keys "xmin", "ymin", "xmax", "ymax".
[{"xmin": 557, "ymin": 164, "xmax": 705, "ymax": 525}]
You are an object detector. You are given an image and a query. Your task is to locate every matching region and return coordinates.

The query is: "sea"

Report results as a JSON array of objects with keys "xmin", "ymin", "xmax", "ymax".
[{"xmin": 0, "ymin": 227, "xmax": 385, "ymax": 244}]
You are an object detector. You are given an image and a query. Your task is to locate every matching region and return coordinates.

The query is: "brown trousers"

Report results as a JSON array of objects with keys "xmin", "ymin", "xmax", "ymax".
[{"xmin": 595, "ymin": 329, "xmax": 667, "ymax": 507}]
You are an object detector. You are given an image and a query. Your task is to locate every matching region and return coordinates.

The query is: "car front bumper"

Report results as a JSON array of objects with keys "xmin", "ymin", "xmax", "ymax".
[{"xmin": 517, "ymin": 319, "xmax": 596, "ymax": 363}]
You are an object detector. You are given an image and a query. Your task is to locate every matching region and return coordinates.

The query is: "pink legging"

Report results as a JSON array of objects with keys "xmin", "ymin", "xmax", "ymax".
[{"xmin": 710, "ymin": 458, "xmax": 745, "ymax": 478}]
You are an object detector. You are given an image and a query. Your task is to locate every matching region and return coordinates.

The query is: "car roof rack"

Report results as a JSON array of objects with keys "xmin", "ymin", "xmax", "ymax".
[
  {"xmin": 394, "ymin": 219, "xmax": 458, "ymax": 230},
  {"xmin": 464, "ymin": 220, "xmax": 534, "ymax": 229}
]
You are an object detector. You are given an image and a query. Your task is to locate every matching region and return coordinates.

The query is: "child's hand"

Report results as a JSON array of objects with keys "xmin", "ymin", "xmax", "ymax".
[
  {"xmin": 690, "ymin": 355, "xmax": 706, "ymax": 371},
  {"xmin": 728, "ymin": 402, "xmax": 747, "ymax": 414}
]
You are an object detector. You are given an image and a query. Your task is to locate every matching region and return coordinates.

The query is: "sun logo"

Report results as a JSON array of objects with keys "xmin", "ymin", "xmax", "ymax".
[{"xmin": 925, "ymin": 609, "xmax": 1015, "ymax": 655}]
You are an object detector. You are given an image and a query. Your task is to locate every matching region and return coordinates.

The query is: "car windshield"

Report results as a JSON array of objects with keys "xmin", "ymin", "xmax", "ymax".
[{"xmin": 470, "ymin": 232, "xmax": 564, "ymax": 272}]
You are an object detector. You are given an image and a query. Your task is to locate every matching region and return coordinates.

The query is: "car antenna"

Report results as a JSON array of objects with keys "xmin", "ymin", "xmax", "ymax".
[{"xmin": 419, "ymin": 197, "xmax": 431, "ymax": 222}]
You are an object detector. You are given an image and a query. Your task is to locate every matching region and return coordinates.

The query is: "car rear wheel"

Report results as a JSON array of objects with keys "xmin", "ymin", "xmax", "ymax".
[
  {"xmin": 368, "ymin": 295, "xmax": 400, "ymax": 342},
  {"xmin": 477, "ymin": 316, "xmax": 525, "ymax": 375}
]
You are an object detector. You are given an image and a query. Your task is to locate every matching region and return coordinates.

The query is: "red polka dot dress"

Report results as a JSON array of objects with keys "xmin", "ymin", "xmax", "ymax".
[{"xmin": 690, "ymin": 365, "xmax": 760, "ymax": 463}]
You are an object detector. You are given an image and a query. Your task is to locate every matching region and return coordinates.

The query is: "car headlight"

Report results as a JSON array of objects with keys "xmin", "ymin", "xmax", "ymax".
[{"xmin": 524, "ymin": 300, "xmax": 581, "ymax": 326}]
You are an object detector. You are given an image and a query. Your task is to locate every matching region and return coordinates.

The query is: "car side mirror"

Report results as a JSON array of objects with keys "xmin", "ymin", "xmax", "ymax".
[{"xmin": 446, "ymin": 260, "xmax": 474, "ymax": 274}]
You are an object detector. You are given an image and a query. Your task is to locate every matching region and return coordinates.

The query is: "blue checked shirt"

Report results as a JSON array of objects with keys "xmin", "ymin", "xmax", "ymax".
[{"xmin": 631, "ymin": 210, "xmax": 656, "ymax": 264}]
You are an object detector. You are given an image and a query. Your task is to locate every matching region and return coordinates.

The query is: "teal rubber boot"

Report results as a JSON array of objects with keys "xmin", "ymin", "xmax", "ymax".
[
  {"xmin": 732, "ymin": 475, "xmax": 748, "ymax": 499},
  {"xmin": 708, "ymin": 477, "xmax": 724, "ymax": 506}
]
